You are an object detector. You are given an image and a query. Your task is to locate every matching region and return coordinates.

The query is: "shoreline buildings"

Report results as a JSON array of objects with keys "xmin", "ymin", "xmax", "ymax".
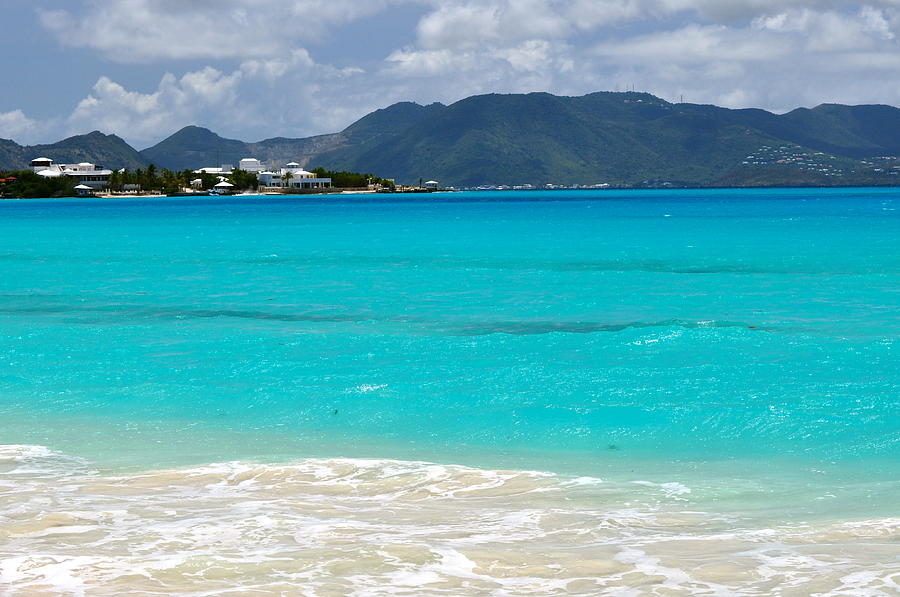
[
  {"xmin": 26, "ymin": 155, "xmax": 334, "ymax": 194},
  {"xmin": 30, "ymin": 158, "xmax": 112, "ymax": 190},
  {"xmin": 194, "ymin": 158, "xmax": 332, "ymax": 191},
  {"xmin": 257, "ymin": 162, "xmax": 332, "ymax": 191}
]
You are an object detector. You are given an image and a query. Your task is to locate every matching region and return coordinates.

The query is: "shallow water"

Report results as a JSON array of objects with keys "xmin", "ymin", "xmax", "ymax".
[
  {"xmin": 3, "ymin": 445, "xmax": 899, "ymax": 596},
  {"xmin": 0, "ymin": 189, "xmax": 898, "ymax": 594}
]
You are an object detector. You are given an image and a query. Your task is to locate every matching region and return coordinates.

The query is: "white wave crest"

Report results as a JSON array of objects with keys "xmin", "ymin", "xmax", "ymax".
[{"xmin": 1, "ymin": 446, "xmax": 898, "ymax": 596}]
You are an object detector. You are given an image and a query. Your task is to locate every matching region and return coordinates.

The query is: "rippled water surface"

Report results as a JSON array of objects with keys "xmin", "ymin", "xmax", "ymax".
[{"xmin": 0, "ymin": 189, "xmax": 898, "ymax": 595}]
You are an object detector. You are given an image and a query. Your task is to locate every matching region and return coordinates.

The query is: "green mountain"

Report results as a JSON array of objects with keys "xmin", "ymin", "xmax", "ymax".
[
  {"xmin": 0, "ymin": 139, "xmax": 22, "ymax": 170},
  {"xmin": 6, "ymin": 92, "xmax": 900, "ymax": 187},
  {"xmin": 139, "ymin": 103, "xmax": 444, "ymax": 172},
  {"xmin": 318, "ymin": 101, "xmax": 446, "ymax": 164},
  {"xmin": 314, "ymin": 92, "xmax": 900, "ymax": 186},
  {"xmin": 139, "ymin": 125, "xmax": 346, "ymax": 171},
  {"xmin": 139, "ymin": 126, "xmax": 248, "ymax": 171},
  {"xmin": 0, "ymin": 131, "xmax": 149, "ymax": 171}
]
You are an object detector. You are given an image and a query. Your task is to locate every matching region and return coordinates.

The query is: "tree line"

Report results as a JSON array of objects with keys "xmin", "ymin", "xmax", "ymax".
[
  {"xmin": 309, "ymin": 168, "xmax": 394, "ymax": 188},
  {"xmin": 108, "ymin": 166, "xmax": 393, "ymax": 192},
  {"xmin": 0, "ymin": 170, "xmax": 77, "ymax": 199},
  {"xmin": 1, "ymin": 164, "xmax": 395, "ymax": 198}
]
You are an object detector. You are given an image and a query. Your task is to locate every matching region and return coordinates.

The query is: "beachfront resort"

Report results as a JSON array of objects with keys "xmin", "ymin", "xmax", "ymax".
[
  {"xmin": 193, "ymin": 158, "xmax": 333, "ymax": 192},
  {"xmin": 26, "ymin": 156, "xmax": 338, "ymax": 196},
  {"xmin": 29, "ymin": 158, "xmax": 114, "ymax": 195}
]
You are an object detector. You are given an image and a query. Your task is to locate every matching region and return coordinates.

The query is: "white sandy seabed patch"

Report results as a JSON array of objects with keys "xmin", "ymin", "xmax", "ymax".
[{"xmin": 1, "ymin": 444, "xmax": 898, "ymax": 596}]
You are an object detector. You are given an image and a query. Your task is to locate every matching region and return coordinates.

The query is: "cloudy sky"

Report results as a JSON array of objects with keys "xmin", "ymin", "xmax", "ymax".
[{"xmin": 3, "ymin": 0, "xmax": 900, "ymax": 148}]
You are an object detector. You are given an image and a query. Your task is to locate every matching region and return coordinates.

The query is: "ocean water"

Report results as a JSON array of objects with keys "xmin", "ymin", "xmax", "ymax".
[{"xmin": 0, "ymin": 188, "xmax": 897, "ymax": 595}]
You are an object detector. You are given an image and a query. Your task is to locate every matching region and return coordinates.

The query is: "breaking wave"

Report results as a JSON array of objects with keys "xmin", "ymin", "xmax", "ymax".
[{"xmin": 2, "ymin": 445, "xmax": 898, "ymax": 596}]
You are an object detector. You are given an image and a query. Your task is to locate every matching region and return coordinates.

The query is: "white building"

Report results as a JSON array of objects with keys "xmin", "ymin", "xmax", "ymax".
[
  {"xmin": 31, "ymin": 158, "xmax": 113, "ymax": 190},
  {"xmin": 258, "ymin": 162, "xmax": 332, "ymax": 190},
  {"xmin": 194, "ymin": 165, "xmax": 233, "ymax": 175},
  {"xmin": 238, "ymin": 158, "xmax": 266, "ymax": 173},
  {"xmin": 256, "ymin": 171, "xmax": 283, "ymax": 187},
  {"xmin": 424, "ymin": 180, "xmax": 440, "ymax": 190},
  {"xmin": 212, "ymin": 181, "xmax": 234, "ymax": 195},
  {"xmin": 31, "ymin": 158, "xmax": 53, "ymax": 172}
]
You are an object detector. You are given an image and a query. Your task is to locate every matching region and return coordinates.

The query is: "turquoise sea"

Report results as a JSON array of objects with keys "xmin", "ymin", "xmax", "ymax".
[{"xmin": 0, "ymin": 188, "xmax": 898, "ymax": 595}]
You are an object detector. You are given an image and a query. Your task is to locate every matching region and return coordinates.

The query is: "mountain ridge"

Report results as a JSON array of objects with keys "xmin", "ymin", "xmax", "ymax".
[
  {"xmin": 137, "ymin": 101, "xmax": 446, "ymax": 171},
  {"xmin": 4, "ymin": 92, "xmax": 900, "ymax": 187},
  {"xmin": 0, "ymin": 131, "xmax": 149, "ymax": 171}
]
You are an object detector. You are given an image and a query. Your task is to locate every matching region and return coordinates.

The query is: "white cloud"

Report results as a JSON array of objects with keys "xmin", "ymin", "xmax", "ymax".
[
  {"xmin": 7, "ymin": 0, "xmax": 900, "ymax": 147},
  {"xmin": 752, "ymin": 6, "xmax": 899, "ymax": 52},
  {"xmin": 392, "ymin": 0, "xmax": 900, "ymax": 112},
  {"xmin": 594, "ymin": 24, "xmax": 791, "ymax": 64},
  {"xmin": 0, "ymin": 110, "xmax": 54, "ymax": 145},
  {"xmin": 53, "ymin": 52, "xmax": 392, "ymax": 146},
  {"xmin": 416, "ymin": 4, "xmax": 503, "ymax": 50},
  {"xmin": 64, "ymin": 68, "xmax": 243, "ymax": 143},
  {"xmin": 860, "ymin": 5, "xmax": 896, "ymax": 39},
  {"xmin": 657, "ymin": 0, "xmax": 900, "ymax": 22},
  {"xmin": 411, "ymin": 0, "xmax": 900, "ymax": 47},
  {"xmin": 415, "ymin": 0, "xmax": 573, "ymax": 50},
  {"xmin": 39, "ymin": 0, "xmax": 410, "ymax": 62},
  {"xmin": 499, "ymin": 39, "xmax": 574, "ymax": 73}
]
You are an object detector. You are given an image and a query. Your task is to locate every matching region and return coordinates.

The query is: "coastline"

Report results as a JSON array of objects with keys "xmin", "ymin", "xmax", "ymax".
[
  {"xmin": 5, "ymin": 181, "xmax": 900, "ymax": 201},
  {"xmin": 4, "ymin": 442, "xmax": 899, "ymax": 595}
]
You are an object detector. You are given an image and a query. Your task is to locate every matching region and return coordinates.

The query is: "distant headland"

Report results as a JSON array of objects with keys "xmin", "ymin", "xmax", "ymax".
[{"xmin": 4, "ymin": 91, "xmax": 900, "ymax": 190}]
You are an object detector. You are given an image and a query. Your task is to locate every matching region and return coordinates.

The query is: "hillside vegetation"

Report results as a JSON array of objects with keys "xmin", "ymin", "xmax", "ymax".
[
  {"xmin": 315, "ymin": 92, "xmax": 900, "ymax": 186},
  {"xmin": 0, "ymin": 132, "xmax": 148, "ymax": 171},
  {"xmin": 4, "ymin": 92, "xmax": 900, "ymax": 187}
]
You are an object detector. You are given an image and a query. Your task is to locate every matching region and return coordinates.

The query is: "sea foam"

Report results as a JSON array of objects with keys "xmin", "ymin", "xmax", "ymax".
[{"xmin": 2, "ymin": 446, "xmax": 898, "ymax": 596}]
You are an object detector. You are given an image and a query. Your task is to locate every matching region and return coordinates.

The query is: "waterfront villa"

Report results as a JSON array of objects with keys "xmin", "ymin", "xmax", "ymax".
[
  {"xmin": 258, "ymin": 162, "xmax": 332, "ymax": 190},
  {"xmin": 31, "ymin": 158, "xmax": 112, "ymax": 190}
]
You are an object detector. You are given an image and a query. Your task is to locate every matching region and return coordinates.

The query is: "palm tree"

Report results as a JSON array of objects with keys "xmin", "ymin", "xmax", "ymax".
[
  {"xmin": 282, "ymin": 171, "xmax": 293, "ymax": 189},
  {"xmin": 146, "ymin": 164, "xmax": 157, "ymax": 190},
  {"xmin": 107, "ymin": 170, "xmax": 119, "ymax": 192}
]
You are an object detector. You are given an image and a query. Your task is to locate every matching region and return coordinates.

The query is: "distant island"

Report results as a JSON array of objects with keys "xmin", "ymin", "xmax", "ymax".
[{"xmin": 4, "ymin": 91, "xmax": 900, "ymax": 189}]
